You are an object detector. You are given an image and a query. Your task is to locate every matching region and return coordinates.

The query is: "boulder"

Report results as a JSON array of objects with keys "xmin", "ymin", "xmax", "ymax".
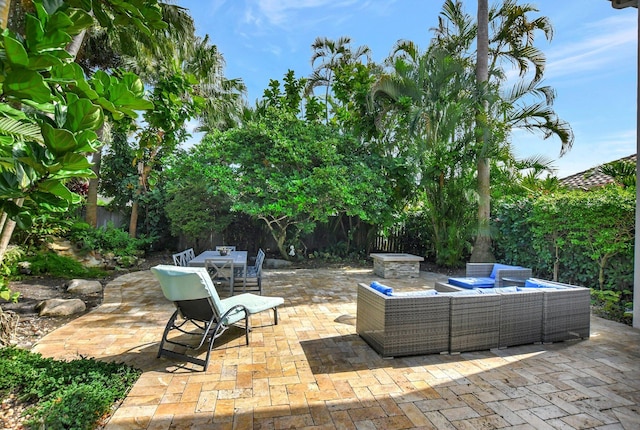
[
  {"xmin": 66, "ymin": 279, "xmax": 102, "ymax": 295},
  {"xmin": 36, "ymin": 299, "xmax": 86, "ymax": 317}
]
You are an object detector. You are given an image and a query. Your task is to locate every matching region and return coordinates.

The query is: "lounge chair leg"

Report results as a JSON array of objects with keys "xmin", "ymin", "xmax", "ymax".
[
  {"xmin": 244, "ymin": 312, "xmax": 250, "ymax": 345},
  {"xmin": 158, "ymin": 310, "xmax": 179, "ymax": 358}
]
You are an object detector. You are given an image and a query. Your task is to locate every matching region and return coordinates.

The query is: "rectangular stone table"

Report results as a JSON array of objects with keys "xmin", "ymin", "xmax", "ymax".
[{"xmin": 370, "ymin": 253, "xmax": 424, "ymax": 278}]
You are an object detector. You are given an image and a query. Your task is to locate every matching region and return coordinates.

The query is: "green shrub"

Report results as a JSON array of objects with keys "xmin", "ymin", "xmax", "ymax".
[
  {"xmin": 68, "ymin": 222, "xmax": 154, "ymax": 258},
  {"xmin": 26, "ymin": 252, "xmax": 106, "ymax": 279},
  {"xmin": 0, "ymin": 347, "xmax": 140, "ymax": 430},
  {"xmin": 591, "ymin": 288, "xmax": 633, "ymax": 325},
  {"xmin": 493, "ymin": 186, "xmax": 635, "ymax": 325}
]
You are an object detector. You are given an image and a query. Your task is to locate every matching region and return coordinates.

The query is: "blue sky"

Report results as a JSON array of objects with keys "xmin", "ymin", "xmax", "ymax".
[{"xmin": 175, "ymin": 0, "xmax": 637, "ymax": 178}]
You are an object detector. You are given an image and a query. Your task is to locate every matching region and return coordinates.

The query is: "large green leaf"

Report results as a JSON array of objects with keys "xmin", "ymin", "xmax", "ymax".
[
  {"xmin": 64, "ymin": 98, "xmax": 103, "ymax": 132},
  {"xmin": 46, "ymin": 10, "xmax": 74, "ymax": 35},
  {"xmin": 94, "ymin": 96, "xmax": 123, "ymax": 120},
  {"xmin": 27, "ymin": 53, "xmax": 64, "ymax": 70},
  {"xmin": 66, "ymin": 0, "xmax": 92, "ymax": 11},
  {"xmin": 63, "ymin": 8, "xmax": 94, "ymax": 36},
  {"xmin": 38, "ymin": 180, "xmax": 85, "ymax": 206},
  {"xmin": 19, "ymin": 98, "xmax": 56, "ymax": 114},
  {"xmin": 14, "ymin": 163, "xmax": 34, "ymax": 190},
  {"xmin": 25, "ymin": 14, "xmax": 45, "ymax": 47},
  {"xmin": 35, "ymin": 29, "xmax": 72, "ymax": 51},
  {"xmin": 121, "ymin": 72, "xmax": 145, "ymax": 97},
  {"xmin": 4, "ymin": 70, "xmax": 51, "ymax": 103},
  {"xmin": 90, "ymin": 70, "xmax": 112, "ymax": 94},
  {"xmin": 57, "ymin": 63, "xmax": 100, "ymax": 100},
  {"xmin": 38, "ymin": 179, "xmax": 74, "ymax": 200},
  {"xmin": 57, "ymin": 152, "xmax": 93, "ymax": 172},
  {"xmin": 0, "ymin": 172, "xmax": 20, "ymax": 196},
  {"xmin": 108, "ymin": 96, "xmax": 152, "ymax": 118},
  {"xmin": 0, "ymin": 102, "xmax": 28, "ymax": 120},
  {"xmin": 41, "ymin": 0, "xmax": 66, "ymax": 16},
  {"xmin": 3, "ymin": 35, "xmax": 29, "ymax": 67},
  {"xmin": 41, "ymin": 123, "xmax": 77, "ymax": 156},
  {"xmin": 30, "ymin": 188, "xmax": 72, "ymax": 211},
  {"xmin": 73, "ymin": 129, "xmax": 100, "ymax": 152},
  {"xmin": 110, "ymin": 85, "xmax": 153, "ymax": 112}
]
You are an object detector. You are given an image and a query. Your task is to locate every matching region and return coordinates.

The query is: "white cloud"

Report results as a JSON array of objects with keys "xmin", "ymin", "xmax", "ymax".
[
  {"xmin": 255, "ymin": 0, "xmax": 359, "ymax": 26},
  {"xmin": 545, "ymin": 15, "xmax": 637, "ymax": 80}
]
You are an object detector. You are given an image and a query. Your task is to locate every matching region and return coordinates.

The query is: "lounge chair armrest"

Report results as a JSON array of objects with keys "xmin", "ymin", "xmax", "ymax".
[{"xmin": 220, "ymin": 304, "xmax": 249, "ymax": 321}]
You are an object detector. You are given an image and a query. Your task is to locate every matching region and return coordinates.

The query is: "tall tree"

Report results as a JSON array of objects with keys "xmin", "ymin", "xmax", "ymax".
[
  {"xmin": 185, "ymin": 35, "xmax": 247, "ymax": 132},
  {"xmin": 430, "ymin": 0, "xmax": 573, "ymax": 262},
  {"xmin": 306, "ymin": 36, "xmax": 371, "ymax": 124},
  {"xmin": 371, "ymin": 42, "xmax": 478, "ymax": 265},
  {"xmin": 472, "ymin": 0, "xmax": 492, "ymax": 262},
  {"xmin": 75, "ymin": 1, "xmax": 191, "ymax": 228},
  {"xmin": 128, "ymin": 70, "xmax": 203, "ymax": 238}
]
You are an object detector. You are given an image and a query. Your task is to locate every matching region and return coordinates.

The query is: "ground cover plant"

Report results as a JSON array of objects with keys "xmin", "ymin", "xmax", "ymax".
[{"xmin": 0, "ymin": 347, "xmax": 141, "ymax": 429}]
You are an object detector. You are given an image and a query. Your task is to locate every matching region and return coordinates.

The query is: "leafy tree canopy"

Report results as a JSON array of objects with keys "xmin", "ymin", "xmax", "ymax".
[{"xmin": 164, "ymin": 110, "xmax": 393, "ymax": 258}]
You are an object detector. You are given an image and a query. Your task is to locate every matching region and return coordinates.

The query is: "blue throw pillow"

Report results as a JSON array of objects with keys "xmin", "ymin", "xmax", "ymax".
[
  {"xmin": 489, "ymin": 263, "xmax": 521, "ymax": 279},
  {"xmin": 448, "ymin": 277, "xmax": 495, "ymax": 289},
  {"xmin": 370, "ymin": 281, "xmax": 393, "ymax": 296}
]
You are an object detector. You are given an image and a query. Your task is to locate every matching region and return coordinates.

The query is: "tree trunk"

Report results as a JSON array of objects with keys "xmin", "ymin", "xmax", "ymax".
[
  {"xmin": 470, "ymin": 0, "xmax": 495, "ymax": 263},
  {"xmin": 129, "ymin": 199, "xmax": 139, "ymax": 238},
  {"xmin": 0, "ymin": 0, "xmax": 10, "ymax": 29},
  {"xmin": 0, "ymin": 198, "xmax": 23, "ymax": 264},
  {"xmin": 86, "ymin": 149, "xmax": 102, "ymax": 227},
  {"xmin": 0, "ymin": 211, "xmax": 7, "ymax": 242},
  {"xmin": 66, "ymin": 28, "xmax": 86, "ymax": 57}
]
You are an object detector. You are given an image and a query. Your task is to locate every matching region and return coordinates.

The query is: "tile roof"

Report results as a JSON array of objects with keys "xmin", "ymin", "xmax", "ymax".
[{"xmin": 559, "ymin": 153, "xmax": 636, "ymax": 189}]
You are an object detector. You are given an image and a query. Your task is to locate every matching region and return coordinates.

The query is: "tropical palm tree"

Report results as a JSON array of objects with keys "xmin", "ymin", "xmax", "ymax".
[
  {"xmin": 371, "ymin": 43, "xmax": 478, "ymax": 265},
  {"xmin": 306, "ymin": 36, "xmax": 371, "ymax": 124},
  {"xmin": 184, "ymin": 35, "xmax": 247, "ymax": 132},
  {"xmin": 432, "ymin": 0, "xmax": 573, "ymax": 262},
  {"xmin": 68, "ymin": 1, "xmax": 191, "ymax": 228},
  {"xmin": 474, "ymin": 0, "xmax": 492, "ymax": 262}
]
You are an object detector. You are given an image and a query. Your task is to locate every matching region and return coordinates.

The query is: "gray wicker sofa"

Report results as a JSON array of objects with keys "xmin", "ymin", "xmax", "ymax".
[{"xmin": 356, "ymin": 279, "xmax": 590, "ymax": 358}]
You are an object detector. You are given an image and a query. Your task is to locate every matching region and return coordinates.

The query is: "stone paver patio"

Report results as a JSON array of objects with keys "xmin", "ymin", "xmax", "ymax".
[{"xmin": 32, "ymin": 265, "xmax": 640, "ymax": 429}]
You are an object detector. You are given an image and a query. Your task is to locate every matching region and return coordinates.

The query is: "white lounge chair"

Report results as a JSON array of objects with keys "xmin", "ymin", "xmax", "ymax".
[{"xmin": 151, "ymin": 265, "xmax": 284, "ymax": 370}]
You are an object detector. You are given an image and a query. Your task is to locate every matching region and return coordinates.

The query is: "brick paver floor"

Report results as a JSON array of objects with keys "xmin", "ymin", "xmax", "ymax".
[{"xmin": 32, "ymin": 265, "xmax": 640, "ymax": 429}]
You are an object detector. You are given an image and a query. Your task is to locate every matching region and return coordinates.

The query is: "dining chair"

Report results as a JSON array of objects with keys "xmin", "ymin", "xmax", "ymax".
[
  {"xmin": 236, "ymin": 248, "xmax": 265, "ymax": 295},
  {"xmin": 172, "ymin": 248, "xmax": 195, "ymax": 266},
  {"xmin": 215, "ymin": 245, "xmax": 237, "ymax": 251},
  {"xmin": 205, "ymin": 257, "xmax": 235, "ymax": 295}
]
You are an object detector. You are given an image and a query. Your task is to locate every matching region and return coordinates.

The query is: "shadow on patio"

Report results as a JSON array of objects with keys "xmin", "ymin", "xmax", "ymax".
[{"xmin": 31, "ymin": 266, "xmax": 640, "ymax": 429}]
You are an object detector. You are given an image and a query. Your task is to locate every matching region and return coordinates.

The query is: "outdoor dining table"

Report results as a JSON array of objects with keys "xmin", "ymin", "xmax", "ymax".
[{"xmin": 188, "ymin": 250, "xmax": 248, "ymax": 293}]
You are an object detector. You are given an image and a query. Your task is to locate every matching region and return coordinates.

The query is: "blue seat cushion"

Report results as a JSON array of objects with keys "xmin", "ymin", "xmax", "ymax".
[
  {"xmin": 448, "ymin": 277, "xmax": 495, "ymax": 288},
  {"xmin": 489, "ymin": 263, "xmax": 522, "ymax": 279},
  {"xmin": 370, "ymin": 281, "xmax": 393, "ymax": 296},
  {"xmin": 523, "ymin": 279, "xmax": 567, "ymax": 289}
]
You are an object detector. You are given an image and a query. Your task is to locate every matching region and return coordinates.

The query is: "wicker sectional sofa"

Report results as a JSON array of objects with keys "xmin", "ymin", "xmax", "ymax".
[{"xmin": 356, "ymin": 279, "xmax": 590, "ymax": 358}]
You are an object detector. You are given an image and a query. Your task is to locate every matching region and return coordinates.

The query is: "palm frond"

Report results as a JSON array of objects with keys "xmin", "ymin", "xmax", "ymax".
[{"xmin": 0, "ymin": 117, "xmax": 43, "ymax": 144}]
